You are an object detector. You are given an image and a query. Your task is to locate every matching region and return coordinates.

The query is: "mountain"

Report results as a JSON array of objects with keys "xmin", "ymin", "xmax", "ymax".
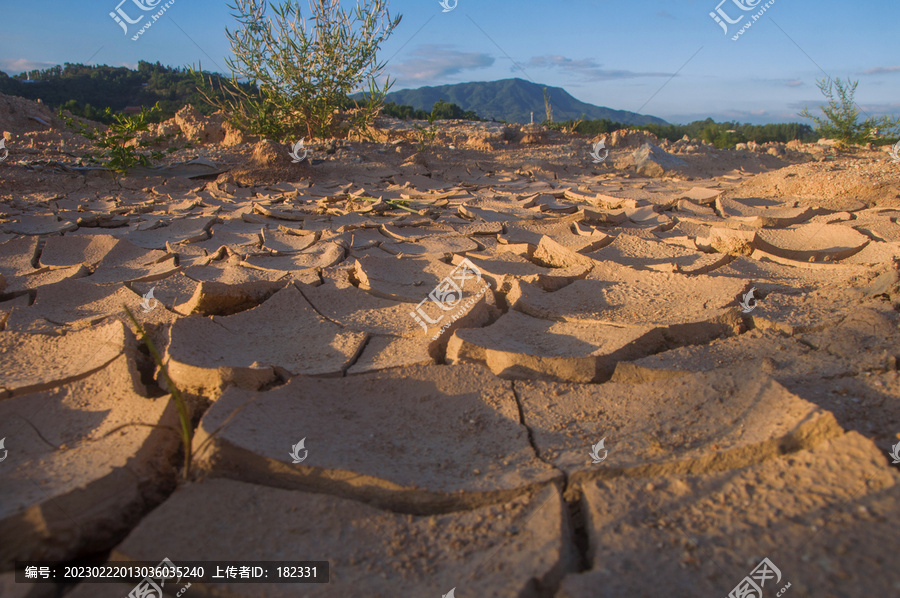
[{"xmin": 380, "ymin": 78, "xmax": 667, "ymax": 125}]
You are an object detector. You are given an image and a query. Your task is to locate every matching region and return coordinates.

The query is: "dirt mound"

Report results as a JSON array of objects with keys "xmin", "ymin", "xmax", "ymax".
[
  {"xmin": 224, "ymin": 139, "xmax": 313, "ymax": 185},
  {"xmin": 0, "ymin": 92, "xmax": 68, "ymax": 137},
  {"xmin": 602, "ymin": 128, "xmax": 660, "ymax": 148},
  {"xmin": 731, "ymin": 152, "xmax": 900, "ymax": 209}
]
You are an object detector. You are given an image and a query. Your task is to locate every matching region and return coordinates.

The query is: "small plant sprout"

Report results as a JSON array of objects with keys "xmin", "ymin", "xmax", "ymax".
[{"xmin": 59, "ymin": 103, "xmax": 188, "ymax": 174}]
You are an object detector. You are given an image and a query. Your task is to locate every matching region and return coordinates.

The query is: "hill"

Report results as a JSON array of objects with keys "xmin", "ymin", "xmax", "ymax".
[
  {"xmin": 381, "ymin": 78, "xmax": 667, "ymax": 125},
  {"xmin": 0, "ymin": 62, "xmax": 233, "ymax": 123}
]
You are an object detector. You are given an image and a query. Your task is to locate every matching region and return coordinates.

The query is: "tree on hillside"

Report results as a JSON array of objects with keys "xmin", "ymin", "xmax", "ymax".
[{"xmin": 0, "ymin": 61, "xmax": 238, "ymax": 124}]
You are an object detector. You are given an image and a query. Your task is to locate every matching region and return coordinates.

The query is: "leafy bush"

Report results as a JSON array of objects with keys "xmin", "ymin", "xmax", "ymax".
[
  {"xmin": 59, "ymin": 100, "xmax": 106, "ymax": 124},
  {"xmin": 195, "ymin": 0, "xmax": 401, "ymax": 142},
  {"xmin": 59, "ymin": 103, "xmax": 186, "ymax": 173},
  {"xmin": 800, "ymin": 77, "xmax": 900, "ymax": 145}
]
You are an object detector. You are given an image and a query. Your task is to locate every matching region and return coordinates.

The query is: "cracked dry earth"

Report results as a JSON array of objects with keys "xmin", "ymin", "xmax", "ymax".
[{"xmin": 1, "ymin": 124, "xmax": 900, "ymax": 598}]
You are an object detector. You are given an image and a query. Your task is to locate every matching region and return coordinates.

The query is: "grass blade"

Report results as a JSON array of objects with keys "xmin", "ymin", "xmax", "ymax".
[{"xmin": 124, "ymin": 306, "xmax": 193, "ymax": 478}]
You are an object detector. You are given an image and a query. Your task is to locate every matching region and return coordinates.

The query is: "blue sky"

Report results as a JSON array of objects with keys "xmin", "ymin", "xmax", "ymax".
[{"xmin": 0, "ymin": 0, "xmax": 898, "ymax": 125}]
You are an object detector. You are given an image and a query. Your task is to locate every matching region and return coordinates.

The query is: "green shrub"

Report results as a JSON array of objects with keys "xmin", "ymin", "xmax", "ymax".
[
  {"xmin": 195, "ymin": 0, "xmax": 401, "ymax": 142},
  {"xmin": 800, "ymin": 77, "xmax": 900, "ymax": 145},
  {"xmin": 59, "ymin": 103, "xmax": 185, "ymax": 173}
]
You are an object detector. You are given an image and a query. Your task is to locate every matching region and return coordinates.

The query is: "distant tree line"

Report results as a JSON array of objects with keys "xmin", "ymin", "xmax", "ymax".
[
  {"xmin": 549, "ymin": 117, "xmax": 818, "ymax": 149},
  {"xmin": 380, "ymin": 98, "xmax": 482, "ymax": 121},
  {"xmin": 0, "ymin": 61, "xmax": 242, "ymax": 124}
]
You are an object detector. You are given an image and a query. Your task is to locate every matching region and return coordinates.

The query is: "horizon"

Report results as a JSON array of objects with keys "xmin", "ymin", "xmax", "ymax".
[{"xmin": 0, "ymin": 0, "xmax": 898, "ymax": 126}]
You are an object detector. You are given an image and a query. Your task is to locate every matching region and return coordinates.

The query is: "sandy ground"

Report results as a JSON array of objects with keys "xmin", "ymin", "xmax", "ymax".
[{"xmin": 1, "ymin": 94, "xmax": 899, "ymax": 598}]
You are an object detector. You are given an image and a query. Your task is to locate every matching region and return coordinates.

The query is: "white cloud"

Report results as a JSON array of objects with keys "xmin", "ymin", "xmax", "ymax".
[
  {"xmin": 0, "ymin": 58, "xmax": 59, "ymax": 75},
  {"xmin": 387, "ymin": 45, "xmax": 494, "ymax": 84},
  {"xmin": 862, "ymin": 65, "xmax": 900, "ymax": 75},
  {"xmin": 527, "ymin": 55, "xmax": 671, "ymax": 81}
]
